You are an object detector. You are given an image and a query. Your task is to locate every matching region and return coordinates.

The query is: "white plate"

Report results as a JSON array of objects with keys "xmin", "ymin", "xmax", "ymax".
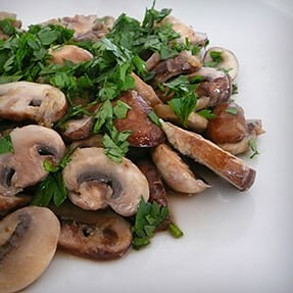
[{"xmin": 1, "ymin": 0, "xmax": 293, "ymax": 292}]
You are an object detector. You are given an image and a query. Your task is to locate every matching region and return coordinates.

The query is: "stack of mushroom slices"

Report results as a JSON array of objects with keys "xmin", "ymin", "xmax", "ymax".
[{"xmin": 0, "ymin": 10, "xmax": 265, "ymax": 293}]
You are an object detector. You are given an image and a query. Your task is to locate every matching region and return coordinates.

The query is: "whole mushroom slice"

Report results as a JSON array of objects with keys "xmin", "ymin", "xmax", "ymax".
[
  {"xmin": 152, "ymin": 51, "xmax": 202, "ymax": 83},
  {"xmin": 63, "ymin": 147, "xmax": 149, "ymax": 217},
  {"xmin": 154, "ymin": 104, "xmax": 208, "ymax": 132},
  {"xmin": 0, "ymin": 206, "xmax": 60, "ymax": 293},
  {"xmin": 49, "ymin": 45, "xmax": 93, "ymax": 65},
  {"xmin": 160, "ymin": 120, "xmax": 256, "ymax": 191},
  {"xmin": 190, "ymin": 67, "xmax": 232, "ymax": 107},
  {"xmin": 0, "ymin": 81, "xmax": 67, "ymax": 127},
  {"xmin": 52, "ymin": 203, "xmax": 132, "ymax": 260},
  {"xmin": 159, "ymin": 16, "xmax": 208, "ymax": 46},
  {"xmin": 0, "ymin": 125, "xmax": 66, "ymax": 196},
  {"xmin": 204, "ymin": 47, "xmax": 239, "ymax": 81},
  {"xmin": 131, "ymin": 73, "xmax": 163, "ymax": 107},
  {"xmin": 114, "ymin": 90, "xmax": 165, "ymax": 147},
  {"xmin": 152, "ymin": 144, "xmax": 209, "ymax": 194}
]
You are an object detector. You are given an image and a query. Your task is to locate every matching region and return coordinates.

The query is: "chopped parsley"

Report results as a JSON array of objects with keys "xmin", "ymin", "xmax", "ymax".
[
  {"xmin": 232, "ymin": 83, "xmax": 238, "ymax": 95},
  {"xmin": 204, "ymin": 50, "xmax": 223, "ymax": 68},
  {"xmin": 147, "ymin": 110, "xmax": 162, "ymax": 127},
  {"xmin": 0, "ymin": 135, "xmax": 13, "ymax": 154},
  {"xmin": 225, "ymin": 106, "xmax": 238, "ymax": 115},
  {"xmin": 248, "ymin": 138, "xmax": 260, "ymax": 159},
  {"xmin": 197, "ymin": 109, "xmax": 216, "ymax": 119}
]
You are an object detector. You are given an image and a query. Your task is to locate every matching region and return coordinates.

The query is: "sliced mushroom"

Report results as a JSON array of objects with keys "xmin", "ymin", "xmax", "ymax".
[
  {"xmin": 63, "ymin": 147, "xmax": 149, "ymax": 217},
  {"xmin": 0, "ymin": 81, "xmax": 67, "ymax": 127},
  {"xmin": 52, "ymin": 202, "xmax": 132, "ymax": 260},
  {"xmin": 62, "ymin": 115, "xmax": 93, "ymax": 141},
  {"xmin": 204, "ymin": 47, "xmax": 239, "ymax": 80},
  {"xmin": 0, "ymin": 206, "xmax": 60, "ymax": 293},
  {"xmin": 154, "ymin": 103, "xmax": 208, "ymax": 132},
  {"xmin": 190, "ymin": 67, "xmax": 232, "ymax": 107},
  {"xmin": 153, "ymin": 51, "xmax": 202, "ymax": 83},
  {"xmin": 70, "ymin": 135, "xmax": 103, "ymax": 150},
  {"xmin": 44, "ymin": 15, "xmax": 114, "ymax": 41},
  {"xmin": 0, "ymin": 193, "xmax": 31, "ymax": 216},
  {"xmin": 152, "ymin": 144, "xmax": 209, "ymax": 194},
  {"xmin": 49, "ymin": 45, "xmax": 93, "ymax": 65},
  {"xmin": 145, "ymin": 52, "xmax": 161, "ymax": 71},
  {"xmin": 0, "ymin": 125, "xmax": 65, "ymax": 196},
  {"xmin": 114, "ymin": 90, "xmax": 164, "ymax": 147},
  {"xmin": 159, "ymin": 16, "xmax": 208, "ymax": 46},
  {"xmin": 206, "ymin": 102, "xmax": 248, "ymax": 144},
  {"xmin": 161, "ymin": 120, "xmax": 256, "ymax": 191},
  {"xmin": 131, "ymin": 72, "xmax": 163, "ymax": 107}
]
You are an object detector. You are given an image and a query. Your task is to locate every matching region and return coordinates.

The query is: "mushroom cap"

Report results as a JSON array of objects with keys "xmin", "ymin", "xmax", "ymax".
[
  {"xmin": 63, "ymin": 147, "xmax": 149, "ymax": 217},
  {"xmin": 49, "ymin": 45, "xmax": 93, "ymax": 65},
  {"xmin": 0, "ymin": 125, "xmax": 66, "ymax": 196},
  {"xmin": 0, "ymin": 206, "xmax": 60, "ymax": 293},
  {"xmin": 0, "ymin": 81, "xmax": 68, "ymax": 127},
  {"xmin": 204, "ymin": 47, "xmax": 239, "ymax": 81},
  {"xmin": 152, "ymin": 144, "xmax": 209, "ymax": 194}
]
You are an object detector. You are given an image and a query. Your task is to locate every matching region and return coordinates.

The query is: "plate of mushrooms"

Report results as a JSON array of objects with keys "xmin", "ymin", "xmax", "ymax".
[{"xmin": 0, "ymin": 0, "xmax": 292, "ymax": 293}]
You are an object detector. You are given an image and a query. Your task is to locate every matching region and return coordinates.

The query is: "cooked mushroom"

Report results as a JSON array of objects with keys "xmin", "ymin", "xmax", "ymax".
[
  {"xmin": 44, "ymin": 15, "xmax": 114, "ymax": 41},
  {"xmin": 159, "ymin": 16, "xmax": 208, "ymax": 46},
  {"xmin": 206, "ymin": 102, "xmax": 248, "ymax": 144},
  {"xmin": 0, "ymin": 206, "xmax": 60, "ymax": 293},
  {"xmin": 190, "ymin": 67, "xmax": 232, "ymax": 107},
  {"xmin": 49, "ymin": 45, "xmax": 93, "ymax": 65},
  {"xmin": 152, "ymin": 144, "xmax": 209, "ymax": 194},
  {"xmin": 0, "ymin": 125, "xmax": 66, "ymax": 196},
  {"xmin": 62, "ymin": 115, "xmax": 93, "ymax": 141},
  {"xmin": 0, "ymin": 193, "xmax": 31, "ymax": 216},
  {"xmin": 0, "ymin": 81, "xmax": 68, "ymax": 127},
  {"xmin": 204, "ymin": 47, "xmax": 239, "ymax": 80},
  {"xmin": 161, "ymin": 120, "xmax": 256, "ymax": 191},
  {"xmin": 70, "ymin": 135, "xmax": 103, "ymax": 150},
  {"xmin": 131, "ymin": 72, "xmax": 163, "ymax": 107},
  {"xmin": 52, "ymin": 202, "xmax": 132, "ymax": 260},
  {"xmin": 152, "ymin": 51, "xmax": 202, "ymax": 83},
  {"xmin": 114, "ymin": 90, "xmax": 165, "ymax": 147},
  {"xmin": 154, "ymin": 103, "xmax": 208, "ymax": 132},
  {"xmin": 63, "ymin": 147, "xmax": 149, "ymax": 217},
  {"xmin": 145, "ymin": 52, "xmax": 161, "ymax": 71}
]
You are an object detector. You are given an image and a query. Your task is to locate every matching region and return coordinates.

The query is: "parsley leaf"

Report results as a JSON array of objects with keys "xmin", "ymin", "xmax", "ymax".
[
  {"xmin": 248, "ymin": 138, "xmax": 260, "ymax": 159},
  {"xmin": 93, "ymin": 100, "xmax": 113, "ymax": 133},
  {"xmin": 0, "ymin": 19, "xmax": 17, "ymax": 36},
  {"xmin": 197, "ymin": 109, "xmax": 216, "ymax": 119},
  {"xmin": 113, "ymin": 100, "xmax": 131, "ymax": 119},
  {"xmin": 168, "ymin": 222, "xmax": 184, "ymax": 238},
  {"xmin": 225, "ymin": 107, "xmax": 238, "ymax": 115},
  {"xmin": 0, "ymin": 135, "xmax": 13, "ymax": 154},
  {"xmin": 147, "ymin": 110, "xmax": 162, "ymax": 127},
  {"xmin": 232, "ymin": 83, "xmax": 238, "ymax": 95},
  {"xmin": 204, "ymin": 50, "xmax": 223, "ymax": 67},
  {"xmin": 132, "ymin": 198, "xmax": 169, "ymax": 250}
]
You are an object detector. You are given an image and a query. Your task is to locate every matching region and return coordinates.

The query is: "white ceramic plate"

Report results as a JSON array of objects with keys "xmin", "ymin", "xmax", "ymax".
[{"xmin": 1, "ymin": 0, "xmax": 293, "ymax": 292}]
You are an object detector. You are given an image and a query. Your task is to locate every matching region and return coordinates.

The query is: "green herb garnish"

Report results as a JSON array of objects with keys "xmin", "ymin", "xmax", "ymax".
[
  {"xmin": 204, "ymin": 50, "xmax": 223, "ymax": 67},
  {"xmin": 197, "ymin": 109, "xmax": 216, "ymax": 119},
  {"xmin": 225, "ymin": 107, "xmax": 238, "ymax": 115},
  {"xmin": 0, "ymin": 135, "xmax": 13, "ymax": 154},
  {"xmin": 248, "ymin": 138, "xmax": 260, "ymax": 159},
  {"xmin": 148, "ymin": 110, "xmax": 162, "ymax": 127}
]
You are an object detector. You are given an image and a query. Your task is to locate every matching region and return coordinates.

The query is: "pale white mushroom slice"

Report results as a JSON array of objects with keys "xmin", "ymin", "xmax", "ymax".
[
  {"xmin": 204, "ymin": 47, "xmax": 239, "ymax": 80},
  {"xmin": 0, "ymin": 125, "xmax": 66, "ymax": 196},
  {"xmin": 63, "ymin": 147, "xmax": 149, "ymax": 217},
  {"xmin": 160, "ymin": 120, "xmax": 256, "ymax": 191},
  {"xmin": 49, "ymin": 45, "xmax": 93, "ymax": 65},
  {"xmin": 0, "ymin": 81, "xmax": 67, "ymax": 127},
  {"xmin": 0, "ymin": 206, "xmax": 60, "ymax": 293},
  {"xmin": 152, "ymin": 144, "xmax": 209, "ymax": 194}
]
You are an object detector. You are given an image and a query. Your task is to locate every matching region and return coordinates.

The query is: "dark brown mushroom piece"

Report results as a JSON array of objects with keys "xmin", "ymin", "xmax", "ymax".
[
  {"xmin": 0, "ymin": 81, "xmax": 68, "ymax": 127},
  {"xmin": 0, "ymin": 125, "xmax": 65, "ymax": 196},
  {"xmin": 52, "ymin": 202, "xmax": 132, "ymax": 260},
  {"xmin": 114, "ymin": 90, "xmax": 165, "ymax": 147},
  {"xmin": 63, "ymin": 147, "xmax": 149, "ymax": 217},
  {"xmin": 0, "ymin": 193, "xmax": 31, "ymax": 216},
  {"xmin": 189, "ymin": 67, "xmax": 232, "ymax": 107},
  {"xmin": 152, "ymin": 51, "xmax": 202, "ymax": 83},
  {"xmin": 161, "ymin": 120, "xmax": 256, "ymax": 191},
  {"xmin": 0, "ymin": 206, "xmax": 60, "ymax": 293},
  {"xmin": 49, "ymin": 45, "xmax": 93, "ymax": 65},
  {"xmin": 152, "ymin": 144, "xmax": 209, "ymax": 194}
]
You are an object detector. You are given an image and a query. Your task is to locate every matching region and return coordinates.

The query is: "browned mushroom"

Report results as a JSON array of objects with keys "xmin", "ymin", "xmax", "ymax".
[
  {"xmin": 152, "ymin": 51, "xmax": 202, "ymax": 83},
  {"xmin": 63, "ymin": 147, "xmax": 149, "ymax": 216},
  {"xmin": 114, "ymin": 90, "xmax": 165, "ymax": 147},
  {"xmin": 161, "ymin": 120, "xmax": 256, "ymax": 191},
  {"xmin": 52, "ymin": 202, "xmax": 132, "ymax": 260},
  {"xmin": 0, "ymin": 193, "xmax": 31, "ymax": 216},
  {"xmin": 0, "ymin": 206, "xmax": 60, "ymax": 293},
  {"xmin": 70, "ymin": 135, "xmax": 103, "ymax": 150},
  {"xmin": 152, "ymin": 144, "xmax": 209, "ymax": 194},
  {"xmin": 0, "ymin": 125, "xmax": 66, "ymax": 196},
  {"xmin": 0, "ymin": 81, "xmax": 68, "ymax": 127},
  {"xmin": 189, "ymin": 67, "xmax": 232, "ymax": 107},
  {"xmin": 49, "ymin": 45, "xmax": 93, "ymax": 65}
]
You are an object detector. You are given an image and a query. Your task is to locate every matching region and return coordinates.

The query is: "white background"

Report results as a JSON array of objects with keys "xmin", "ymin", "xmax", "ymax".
[{"xmin": 1, "ymin": 0, "xmax": 292, "ymax": 292}]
